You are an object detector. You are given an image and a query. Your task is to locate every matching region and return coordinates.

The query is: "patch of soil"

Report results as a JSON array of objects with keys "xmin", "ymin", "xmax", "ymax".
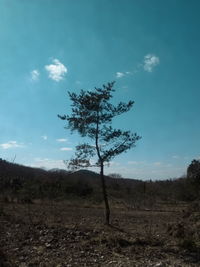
[{"xmin": 1, "ymin": 202, "xmax": 200, "ymax": 266}]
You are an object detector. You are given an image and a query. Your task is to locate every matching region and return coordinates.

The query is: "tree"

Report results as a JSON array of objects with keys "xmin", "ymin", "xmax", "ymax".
[
  {"xmin": 187, "ymin": 159, "xmax": 200, "ymax": 179},
  {"xmin": 108, "ymin": 173, "xmax": 123, "ymax": 179},
  {"xmin": 187, "ymin": 159, "xmax": 200, "ymax": 200},
  {"xmin": 58, "ymin": 82, "xmax": 141, "ymax": 224}
]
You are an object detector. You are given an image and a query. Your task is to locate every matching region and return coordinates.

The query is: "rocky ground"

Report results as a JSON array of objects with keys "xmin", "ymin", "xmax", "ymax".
[{"xmin": 0, "ymin": 201, "xmax": 200, "ymax": 266}]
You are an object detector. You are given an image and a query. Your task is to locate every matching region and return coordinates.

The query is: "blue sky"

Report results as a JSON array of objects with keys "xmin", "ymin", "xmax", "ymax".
[{"xmin": 1, "ymin": 0, "xmax": 200, "ymax": 179}]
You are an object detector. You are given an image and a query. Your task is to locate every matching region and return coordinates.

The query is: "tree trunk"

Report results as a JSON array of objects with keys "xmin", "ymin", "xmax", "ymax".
[{"xmin": 100, "ymin": 162, "xmax": 110, "ymax": 225}]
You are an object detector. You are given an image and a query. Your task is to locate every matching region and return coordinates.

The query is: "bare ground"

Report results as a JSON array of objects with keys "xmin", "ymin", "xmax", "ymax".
[{"xmin": 0, "ymin": 201, "xmax": 200, "ymax": 266}]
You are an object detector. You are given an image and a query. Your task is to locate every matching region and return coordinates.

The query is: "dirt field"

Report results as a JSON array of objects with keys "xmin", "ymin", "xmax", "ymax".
[{"xmin": 0, "ymin": 201, "xmax": 200, "ymax": 266}]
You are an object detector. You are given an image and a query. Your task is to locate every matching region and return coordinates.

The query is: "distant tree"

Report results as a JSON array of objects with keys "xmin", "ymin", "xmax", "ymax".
[
  {"xmin": 187, "ymin": 159, "xmax": 200, "ymax": 179},
  {"xmin": 108, "ymin": 173, "xmax": 123, "ymax": 179},
  {"xmin": 58, "ymin": 82, "xmax": 141, "ymax": 224},
  {"xmin": 187, "ymin": 159, "xmax": 200, "ymax": 200}
]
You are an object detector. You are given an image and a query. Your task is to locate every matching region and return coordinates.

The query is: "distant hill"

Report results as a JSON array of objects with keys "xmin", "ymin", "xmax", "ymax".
[
  {"xmin": 0, "ymin": 158, "xmax": 46, "ymax": 179},
  {"xmin": 0, "ymin": 158, "xmax": 199, "ymax": 204},
  {"xmin": 0, "ymin": 158, "xmax": 99, "ymax": 181},
  {"xmin": 0, "ymin": 158, "xmax": 143, "ymax": 202}
]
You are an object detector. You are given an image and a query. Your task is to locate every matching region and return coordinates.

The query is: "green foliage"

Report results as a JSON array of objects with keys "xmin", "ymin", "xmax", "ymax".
[{"xmin": 58, "ymin": 82, "xmax": 141, "ymax": 170}]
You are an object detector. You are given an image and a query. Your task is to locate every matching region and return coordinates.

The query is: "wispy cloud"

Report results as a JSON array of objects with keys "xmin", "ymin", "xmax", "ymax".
[
  {"xmin": 45, "ymin": 59, "xmax": 67, "ymax": 82},
  {"xmin": 115, "ymin": 70, "xmax": 134, "ymax": 79},
  {"xmin": 143, "ymin": 54, "xmax": 160, "ymax": 72},
  {"xmin": 56, "ymin": 138, "xmax": 67, "ymax": 142},
  {"xmin": 109, "ymin": 161, "xmax": 120, "ymax": 167},
  {"xmin": 41, "ymin": 135, "xmax": 48, "ymax": 140},
  {"xmin": 128, "ymin": 161, "xmax": 139, "ymax": 165},
  {"xmin": 115, "ymin": 54, "xmax": 159, "ymax": 79},
  {"xmin": 75, "ymin": 80, "xmax": 81, "ymax": 85},
  {"xmin": 128, "ymin": 161, "xmax": 145, "ymax": 165},
  {"xmin": 30, "ymin": 69, "xmax": 40, "ymax": 81},
  {"xmin": 153, "ymin": 161, "xmax": 162, "ymax": 166},
  {"xmin": 60, "ymin": 147, "xmax": 73, "ymax": 151},
  {"xmin": 116, "ymin": 72, "xmax": 125, "ymax": 78},
  {"xmin": 172, "ymin": 155, "xmax": 180, "ymax": 159},
  {"xmin": 33, "ymin": 158, "xmax": 66, "ymax": 169},
  {"xmin": 0, "ymin": 141, "xmax": 24, "ymax": 149}
]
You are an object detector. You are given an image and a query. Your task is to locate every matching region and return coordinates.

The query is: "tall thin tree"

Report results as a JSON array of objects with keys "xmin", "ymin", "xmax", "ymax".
[{"xmin": 58, "ymin": 82, "xmax": 141, "ymax": 224}]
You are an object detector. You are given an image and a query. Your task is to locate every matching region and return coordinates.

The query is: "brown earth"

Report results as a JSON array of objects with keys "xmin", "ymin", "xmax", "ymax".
[{"xmin": 0, "ymin": 201, "xmax": 200, "ymax": 266}]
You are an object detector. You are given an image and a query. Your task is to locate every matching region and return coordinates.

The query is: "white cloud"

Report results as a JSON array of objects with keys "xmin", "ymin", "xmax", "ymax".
[
  {"xmin": 0, "ymin": 141, "xmax": 24, "ymax": 149},
  {"xmin": 115, "ymin": 54, "xmax": 159, "ymax": 79},
  {"xmin": 41, "ymin": 135, "xmax": 48, "ymax": 140},
  {"xmin": 60, "ymin": 147, "xmax": 73, "ymax": 151},
  {"xmin": 116, "ymin": 71, "xmax": 132, "ymax": 78},
  {"xmin": 32, "ymin": 158, "xmax": 66, "ymax": 169},
  {"xmin": 45, "ymin": 59, "xmax": 67, "ymax": 82},
  {"xmin": 143, "ymin": 54, "xmax": 160, "ymax": 72},
  {"xmin": 116, "ymin": 72, "xmax": 125, "ymax": 78},
  {"xmin": 56, "ymin": 138, "xmax": 67, "ymax": 142},
  {"xmin": 30, "ymin": 69, "xmax": 40, "ymax": 81}
]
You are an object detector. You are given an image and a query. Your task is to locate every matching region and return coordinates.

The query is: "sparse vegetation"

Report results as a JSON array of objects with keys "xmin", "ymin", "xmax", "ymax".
[{"xmin": 0, "ymin": 158, "xmax": 200, "ymax": 265}]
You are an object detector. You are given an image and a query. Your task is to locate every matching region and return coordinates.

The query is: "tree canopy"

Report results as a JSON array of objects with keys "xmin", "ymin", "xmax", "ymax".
[
  {"xmin": 187, "ymin": 159, "xmax": 200, "ymax": 179},
  {"xmin": 58, "ymin": 81, "xmax": 141, "ymax": 170}
]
